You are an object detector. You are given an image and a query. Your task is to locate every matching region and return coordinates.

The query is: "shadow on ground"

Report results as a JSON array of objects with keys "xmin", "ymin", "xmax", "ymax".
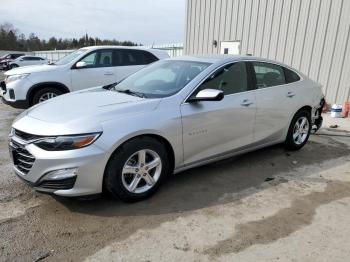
[{"xmin": 58, "ymin": 136, "xmax": 350, "ymax": 217}]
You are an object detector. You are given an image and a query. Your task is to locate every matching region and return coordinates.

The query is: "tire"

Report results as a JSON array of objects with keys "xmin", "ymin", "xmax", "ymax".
[
  {"xmin": 31, "ymin": 87, "xmax": 63, "ymax": 105},
  {"xmin": 285, "ymin": 109, "xmax": 312, "ymax": 151},
  {"xmin": 10, "ymin": 64, "xmax": 19, "ymax": 69},
  {"xmin": 104, "ymin": 137, "xmax": 170, "ymax": 202}
]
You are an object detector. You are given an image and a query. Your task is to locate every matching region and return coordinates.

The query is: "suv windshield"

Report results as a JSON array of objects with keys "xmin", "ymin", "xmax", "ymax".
[
  {"xmin": 114, "ymin": 60, "xmax": 211, "ymax": 98},
  {"xmin": 53, "ymin": 49, "xmax": 88, "ymax": 65}
]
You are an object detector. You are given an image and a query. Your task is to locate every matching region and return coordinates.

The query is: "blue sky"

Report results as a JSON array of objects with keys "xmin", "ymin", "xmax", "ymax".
[{"xmin": 0, "ymin": 0, "xmax": 185, "ymax": 45}]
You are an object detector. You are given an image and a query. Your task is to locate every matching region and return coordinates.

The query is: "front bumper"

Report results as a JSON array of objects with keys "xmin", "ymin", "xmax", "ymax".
[
  {"xmin": 10, "ymin": 136, "xmax": 108, "ymax": 197},
  {"xmin": 0, "ymin": 80, "xmax": 31, "ymax": 109},
  {"xmin": 1, "ymin": 96, "xmax": 29, "ymax": 108},
  {"xmin": 0, "ymin": 63, "xmax": 9, "ymax": 70}
]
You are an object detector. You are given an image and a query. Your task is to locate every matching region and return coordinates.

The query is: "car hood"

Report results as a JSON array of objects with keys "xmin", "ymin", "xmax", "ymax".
[
  {"xmin": 5, "ymin": 64, "xmax": 61, "ymax": 75},
  {"xmin": 13, "ymin": 87, "xmax": 161, "ymax": 136}
]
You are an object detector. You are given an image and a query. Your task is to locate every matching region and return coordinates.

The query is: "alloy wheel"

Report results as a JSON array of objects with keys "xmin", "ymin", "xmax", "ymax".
[
  {"xmin": 38, "ymin": 92, "xmax": 57, "ymax": 103},
  {"xmin": 121, "ymin": 149, "xmax": 162, "ymax": 194},
  {"xmin": 292, "ymin": 116, "xmax": 310, "ymax": 145}
]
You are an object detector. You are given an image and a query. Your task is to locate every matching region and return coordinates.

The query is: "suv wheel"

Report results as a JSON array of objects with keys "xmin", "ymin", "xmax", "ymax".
[
  {"xmin": 10, "ymin": 64, "xmax": 19, "ymax": 69},
  {"xmin": 104, "ymin": 137, "xmax": 170, "ymax": 202},
  {"xmin": 285, "ymin": 109, "xmax": 311, "ymax": 150},
  {"xmin": 32, "ymin": 87, "xmax": 63, "ymax": 105}
]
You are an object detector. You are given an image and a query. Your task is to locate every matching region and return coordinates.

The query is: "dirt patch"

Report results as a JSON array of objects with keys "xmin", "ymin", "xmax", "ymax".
[{"xmin": 204, "ymin": 180, "xmax": 350, "ymax": 257}]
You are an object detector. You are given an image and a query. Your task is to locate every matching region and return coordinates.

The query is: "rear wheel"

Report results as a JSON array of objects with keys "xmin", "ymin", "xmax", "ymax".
[
  {"xmin": 104, "ymin": 137, "xmax": 170, "ymax": 202},
  {"xmin": 32, "ymin": 87, "xmax": 63, "ymax": 105},
  {"xmin": 285, "ymin": 109, "xmax": 311, "ymax": 150}
]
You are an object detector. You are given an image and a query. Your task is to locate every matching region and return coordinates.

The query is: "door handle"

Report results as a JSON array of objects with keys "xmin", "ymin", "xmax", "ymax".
[
  {"xmin": 240, "ymin": 99, "xmax": 253, "ymax": 107},
  {"xmin": 286, "ymin": 91, "xmax": 295, "ymax": 98},
  {"xmin": 104, "ymin": 72, "xmax": 114, "ymax": 76}
]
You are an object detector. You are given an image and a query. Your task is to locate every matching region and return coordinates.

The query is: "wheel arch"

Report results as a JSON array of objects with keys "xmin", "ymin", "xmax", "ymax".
[
  {"xmin": 27, "ymin": 82, "xmax": 70, "ymax": 106},
  {"xmin": 296, "ymin": 105, "xmax": 312, "ymax": 114},
  {"xmin": 108, "ymin": 133, "xmax": 175, "ymax": 172},
  {"xmin": 102, "ymin": 133, "xmax": 176, "ymax": 192}
]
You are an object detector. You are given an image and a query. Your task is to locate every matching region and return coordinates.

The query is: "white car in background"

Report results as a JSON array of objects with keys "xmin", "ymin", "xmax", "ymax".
[
  {"xmin": 8, "ymin": 55, "xmax": 48, "ymax": 69},
  {"xmin": 0, "ymin": 46, "xmax": 169, "ymax": 108}
]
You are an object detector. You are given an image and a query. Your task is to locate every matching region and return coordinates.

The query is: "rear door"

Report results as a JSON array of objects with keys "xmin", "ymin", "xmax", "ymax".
[
  {"xmin": 250, "ymin": 61, "xmax": 300, "ymax": 143},
  {"xmin": 113, "ymin": 49, "xmax": 159, "ymax": 82},
  {"xmin": 70, "ymin": 49, "xmax": 117, "ymax": 91},
  {"xmin": 181, "ymin": 62, "xmax": 256, "ymax": 165},
  {"xmin": 32, "ymin": 57, "xmax": 45, "ymax": 65},
  {"xmin": 20, "ymin": 57, "xmax": 32, "ymax": 66}
]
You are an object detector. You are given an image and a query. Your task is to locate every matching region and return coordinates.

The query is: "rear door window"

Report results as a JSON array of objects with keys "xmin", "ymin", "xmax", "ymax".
[{"xmin": 252, "ymin": 62, "xmax": 286, "ymax": 89}]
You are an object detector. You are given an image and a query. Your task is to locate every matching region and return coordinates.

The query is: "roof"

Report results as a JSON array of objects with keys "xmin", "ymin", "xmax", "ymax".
[
  {"xmin": 77, "ymin": 45, "xmax": 169, "ymax": 59},
  {"xmin": 169, "ymin": 54, "xmax": 299, "ymax": 71},
  {"xmin": 170, "ymin": 54, "xmax": 260, "ymax": 63}
]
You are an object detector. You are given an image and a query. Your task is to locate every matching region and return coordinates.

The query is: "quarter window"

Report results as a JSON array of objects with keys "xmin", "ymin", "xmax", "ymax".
[
  {"xmin": 284, "ymin": 67, "xmax": 300, "ymax": 83},
  {"xmin": 253, "ymin": 62, "xmax": 286, "ymax": 88},
  {"xmin": 115, "ymin": 50, "xmax": 158, "ymax": 66},
  {"xmin": 195, "ymin": 62, "xmax": 249, "ymax": 95}
]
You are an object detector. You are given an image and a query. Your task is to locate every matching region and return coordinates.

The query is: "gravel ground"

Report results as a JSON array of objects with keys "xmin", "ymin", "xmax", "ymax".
[
  {"xmin": 0, "ymin": 71, "xmax": 5, "ymax": 81},
  {"xmin": 1, "ymin": 82, "xmax": 350, "ymax": 261}
]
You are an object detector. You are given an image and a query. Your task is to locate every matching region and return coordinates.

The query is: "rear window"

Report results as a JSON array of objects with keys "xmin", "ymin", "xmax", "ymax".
[{"xmin": 284, "ymin": 68, "xmax": 301, "ymax": 83}]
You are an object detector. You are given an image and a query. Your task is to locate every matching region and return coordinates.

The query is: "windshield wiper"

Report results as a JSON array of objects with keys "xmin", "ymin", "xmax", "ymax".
[
  {"xmin": 102, "ymin": 82, "xmax": 118, "ymax": 90},
  {"xmin": 115, "ymin": 89, "xmax": 146, "ymax": 98}
]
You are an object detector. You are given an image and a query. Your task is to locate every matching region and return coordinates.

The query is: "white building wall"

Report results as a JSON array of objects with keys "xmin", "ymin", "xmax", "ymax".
[{"xmin": 184, "ymin": 0, "xmax": 350, "ymax": 104}]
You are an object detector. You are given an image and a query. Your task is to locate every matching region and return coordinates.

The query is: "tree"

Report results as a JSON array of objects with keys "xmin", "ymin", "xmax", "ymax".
[{"xmin": 0, "ymin": 22, "xmax": 139, "ymax": 51}]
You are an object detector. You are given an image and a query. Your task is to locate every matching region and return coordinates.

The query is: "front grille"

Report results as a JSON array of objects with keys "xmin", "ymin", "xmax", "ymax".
[
  {"xmin": 14, "ymin": 129, "xmax": 43, "ymax": 141},
  {"xmin": 38, "ymin": 177, "xmax": 77, "ymax": 190},
  {"xmin": 10, "ymin": 140, "xmax": 35, "ymax": 174}
]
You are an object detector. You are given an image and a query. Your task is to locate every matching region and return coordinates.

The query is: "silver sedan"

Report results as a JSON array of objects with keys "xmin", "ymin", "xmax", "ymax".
[{"xmin": 10, "ymin": 55, "xmax": 324, "ymax": 202}]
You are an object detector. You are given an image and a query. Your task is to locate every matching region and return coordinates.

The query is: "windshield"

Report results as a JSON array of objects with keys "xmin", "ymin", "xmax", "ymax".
[
  {"xmin": 114, "ymin": 60, "xmax": 211, "ymax": 98},
  {"xmin": 53, "ymin": 49, "xmax": 88, "ymax": 65}
]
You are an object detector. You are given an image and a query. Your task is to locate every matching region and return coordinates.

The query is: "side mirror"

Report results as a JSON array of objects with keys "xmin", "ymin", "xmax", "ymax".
[
  {"xmin": 20, "ymin": 59, "xmax": 24, "ymax": 61},
  {"xmin": 188, "ymin": 89, "xmax": 224, "ymax": 102},
  {"xmin": 75, "ymin": 61, "xmax": 87, "ymax": 69}
]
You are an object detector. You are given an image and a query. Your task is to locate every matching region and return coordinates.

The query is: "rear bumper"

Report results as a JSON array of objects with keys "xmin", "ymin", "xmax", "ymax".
[
  {"xmin": 314, "ymin": 116, "xmax": 323, "ymax": 131},
  {"xmin": 312, "ymin": 97, "xmax": 325, "ymax": 132}
]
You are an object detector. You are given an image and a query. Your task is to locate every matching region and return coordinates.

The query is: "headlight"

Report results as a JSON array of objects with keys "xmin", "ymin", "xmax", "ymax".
[
  {"xmin": 33, "ymin": 133, "xmax": 101, "ymax": 151},
  {"xmin": 5, "ymin": 73, "xmax": 30, "ymax": 84}
]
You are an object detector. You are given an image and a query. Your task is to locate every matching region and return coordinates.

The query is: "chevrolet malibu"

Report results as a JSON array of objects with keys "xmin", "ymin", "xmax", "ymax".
[{"xmin": 9, "ymin": 55, "xmax": 324, "ymax": 202}]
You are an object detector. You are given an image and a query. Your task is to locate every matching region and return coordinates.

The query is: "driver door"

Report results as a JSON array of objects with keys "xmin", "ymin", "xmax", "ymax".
[
  {"xmin": 180, "ymin": 62, "xmax": 256, "ymax": 165},
  {"xmin": 70, "ymin": 49, "xmax": 117, "ymax": 91}
]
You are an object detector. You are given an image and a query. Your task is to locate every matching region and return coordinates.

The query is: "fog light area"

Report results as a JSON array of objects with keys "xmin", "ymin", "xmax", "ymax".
[{"xmin": 40, "ymin": 168, "xmax": 78, "ymax": 182}]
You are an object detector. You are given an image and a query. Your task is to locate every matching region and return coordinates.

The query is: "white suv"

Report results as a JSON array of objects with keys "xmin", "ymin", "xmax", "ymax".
[{"xmin": 0, "ymin": 46, "xmax": 169, "ymax": 108}]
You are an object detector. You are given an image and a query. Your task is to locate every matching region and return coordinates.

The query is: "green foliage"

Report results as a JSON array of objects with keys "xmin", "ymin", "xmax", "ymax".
[{"xmin": 0, "ymin": 23, "xmax": 139, "ymax": 51}]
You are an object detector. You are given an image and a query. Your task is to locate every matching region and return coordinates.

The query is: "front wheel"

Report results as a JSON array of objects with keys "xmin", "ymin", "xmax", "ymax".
[
  {"xmin": 10, "ymin": 64, "xmax": 19, "ymax": 69},
  {"xmin": 104, "ymin": 137, "xmax": 170, "ymax": 202},
  {"xmin": 31, "ymin": 87, "xmax": 63, "ymax": 105},
  {"xmin": 285, "ymin": 110, "xmax": 311, "ymax": 150}
]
